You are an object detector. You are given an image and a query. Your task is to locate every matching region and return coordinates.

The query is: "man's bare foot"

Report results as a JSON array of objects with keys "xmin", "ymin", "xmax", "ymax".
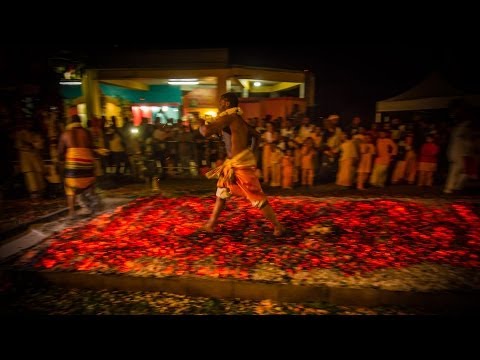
[
  {"xmin": 76, "ymin": 208, "xmax": 93, "ymax": 216},
  {"xmin": 273, "ymin": 225, "xmax": 285, "ymax": 236},
  {"xmin": 201, "ymin": 222, "xmax": 215, "ymax": 233},
  {"xmin": 65, "ymin": 213, "xmax": 78, "ymax": 224}
]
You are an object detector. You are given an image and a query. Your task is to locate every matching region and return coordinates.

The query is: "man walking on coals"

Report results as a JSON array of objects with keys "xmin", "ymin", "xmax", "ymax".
[
  {"xmin": 199, "ymin": 92, "xmax": 284, "ymax": 236},
  {"xmin": 58, "ymin": 114, "xmax": 102, "ymax": 219}
]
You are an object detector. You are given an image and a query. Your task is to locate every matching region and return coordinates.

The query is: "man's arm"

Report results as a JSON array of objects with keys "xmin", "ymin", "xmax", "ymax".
[{"xmin": 199, "ymin": 113, "xmax": 235, "ymax": 137}]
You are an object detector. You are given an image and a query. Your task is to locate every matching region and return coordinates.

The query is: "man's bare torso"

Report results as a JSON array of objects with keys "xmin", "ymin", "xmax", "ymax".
[
  {"xmin": 201, "ymin": 113, "xmax": 249, "ymax": 158},
  {"xmin": 58, "ymin": 127, "xmax": 94, "ymax": 158}
]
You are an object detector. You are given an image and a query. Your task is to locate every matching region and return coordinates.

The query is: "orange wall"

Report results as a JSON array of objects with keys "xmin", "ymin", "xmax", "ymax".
[
  {"xmin": 261, "ymin": 99, "xmax": 287, "ymax": 119},
  {"xmin": 239, "ymin": 97, "xmax": 306, "ymax": 120},
  {"xmin": 239, "ymin": 102, "xmax": 261, "ymax": 121}
]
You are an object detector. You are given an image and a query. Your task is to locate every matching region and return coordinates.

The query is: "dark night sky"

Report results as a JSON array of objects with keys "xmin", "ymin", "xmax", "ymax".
[{"xmin": 230, "ymin": 44, "xmax": 480, "ymax": 121}]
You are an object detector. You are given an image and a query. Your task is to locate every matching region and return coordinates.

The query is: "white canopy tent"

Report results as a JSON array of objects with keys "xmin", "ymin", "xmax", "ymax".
[{"xmin": 376, "ymin": 72, "xmax": 480, "ymax": 113}]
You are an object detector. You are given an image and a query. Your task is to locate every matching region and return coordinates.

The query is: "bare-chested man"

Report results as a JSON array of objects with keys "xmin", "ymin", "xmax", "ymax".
[
  {"xmin": 199, "ymin": 92, "xmax": 284, "ymax": 236},
  {"xmin": 58, "ymin": 115, "xmax": 101, "ymax": 218}
]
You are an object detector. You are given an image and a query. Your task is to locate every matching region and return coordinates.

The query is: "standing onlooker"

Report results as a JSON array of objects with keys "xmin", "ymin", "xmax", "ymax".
[
  {"xmin": 444, "ymin": 100, "xmax": 474, "ymax": 194},
  {"xmin": 261, "ymin": 122, "xmax": 276, "ymax": 184},
  {"xmin": 107, "ymin": 122, "xmax": 128, "ymax": 175},
  {"xmin": 336, "ymin": 133, "xmax": 358, "ymax": 187},
  {"xmin": 370, "ymin": 130, "xmax": 398, "ymax": 187},
  {"xmin": 15, "ymin": 119, "xmax": 46, "ymax": 200},
  {"xmin": 356, "ymin": 134, "xmax": 375, "ymax": 190},
  {"xmin": 281, "ymin": 148, "xmax": 294, "ymax": 189},
  {"xmin": 301, "ymin": 137, "xmax": 315, "ymax": 187},
  {"xmin": 270, "ymin": 143, "xmax": 282, "ymax": 187},
  {"xmin": 417, "ymin": 134, "xmax": 439, "ymax": 187},
  {"xmin": 391, "ymin": 133, "xmax": 417, "ymax": 185}
]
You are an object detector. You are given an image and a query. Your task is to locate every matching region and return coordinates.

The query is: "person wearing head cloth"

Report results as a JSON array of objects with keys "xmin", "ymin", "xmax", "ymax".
[{"xmin": 199, "ymin": 92, "xmax": 284, "ymax": 236}]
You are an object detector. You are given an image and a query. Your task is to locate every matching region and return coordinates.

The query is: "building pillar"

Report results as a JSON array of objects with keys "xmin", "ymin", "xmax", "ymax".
[
  {"xmin": 82, "ymin": 69, "xmax": 101, "ymax": 120},
  {"xmin": 299, "ymin": 83, "xmax": 305, "ymax": 98},
  {"xmin": 304, "ymin": 71, "xmax": 315, "ymax": 107}
]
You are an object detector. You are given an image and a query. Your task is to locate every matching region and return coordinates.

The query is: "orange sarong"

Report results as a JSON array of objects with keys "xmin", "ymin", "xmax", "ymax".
[{"xmin": 206, "ymin": 149, "xmax": 267, "ymax": 208}]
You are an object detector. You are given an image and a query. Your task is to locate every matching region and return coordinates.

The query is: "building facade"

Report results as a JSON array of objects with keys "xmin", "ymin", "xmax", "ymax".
[{"xmin": 61, "ymin": 48, "xmax": 315, "ymax": 125}]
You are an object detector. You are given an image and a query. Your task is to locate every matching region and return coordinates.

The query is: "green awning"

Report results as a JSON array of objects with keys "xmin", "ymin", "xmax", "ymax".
[{"xmin": 99, "ymin": 84, "xmax": 181, "ymax": 103}]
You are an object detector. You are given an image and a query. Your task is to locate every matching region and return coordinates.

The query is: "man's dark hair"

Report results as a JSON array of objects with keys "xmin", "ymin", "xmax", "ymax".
[
  {"xmin": 71, "ymin": 114, "xmax": 81, "ymax": 123},
  {"xmin": 221, "ymin": 92, "xmax": 239, "ymax": 107}
]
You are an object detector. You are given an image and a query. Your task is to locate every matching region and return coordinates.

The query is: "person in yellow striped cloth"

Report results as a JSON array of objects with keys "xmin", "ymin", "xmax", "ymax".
[
  {"xmin": 58, "ymin": 115, "xmax": 101, "ymax": 219},
  {"xmin": 199, "ymin": 93, "xmax": 284, "ymax": 236}
]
